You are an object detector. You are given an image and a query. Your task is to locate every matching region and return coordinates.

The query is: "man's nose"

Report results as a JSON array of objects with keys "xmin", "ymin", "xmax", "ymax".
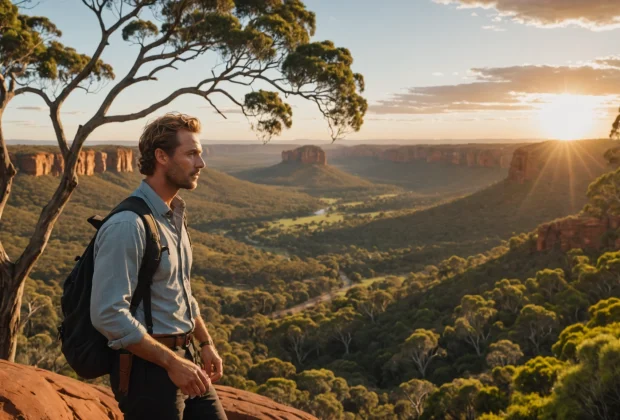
[{"xmin": 197, "ymin": 155, "xmax": 206, "ymax": 168}]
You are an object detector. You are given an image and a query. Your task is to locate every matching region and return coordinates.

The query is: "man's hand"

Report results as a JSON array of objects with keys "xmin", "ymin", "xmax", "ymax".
[
  {"xmin": 200, "ymin": 345, "xmax": 223, "ymax": 383},
  {"xmin": 167, "ymin": 355, "xmax": 211, "ymax": 397}
]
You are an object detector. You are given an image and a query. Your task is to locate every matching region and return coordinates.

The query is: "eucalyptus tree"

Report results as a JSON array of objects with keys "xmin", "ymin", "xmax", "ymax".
[{"xmin": 0, "ymin": 0, "xmax": 366, "ymax": 360}]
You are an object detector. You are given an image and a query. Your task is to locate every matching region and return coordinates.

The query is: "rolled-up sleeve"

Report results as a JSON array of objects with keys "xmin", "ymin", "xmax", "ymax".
[
  {"xmin": 91, "ymin": 213, "xmax": 147, "ymax": 350},
  {"xmin": 190, "ymin": 294, "xmax": 201, "ymax": 318}
]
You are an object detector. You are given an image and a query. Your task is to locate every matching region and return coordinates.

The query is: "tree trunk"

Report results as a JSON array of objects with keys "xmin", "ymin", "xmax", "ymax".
[
  {"xmin": 0, "ymin": 269, "xmax": 23, "ymax": 361},
  {"xmin": 0, "ymin": 109, "xmax": 16, "ymax": 220},
  {"xmin": 0, "ymin": 103, "xmax": 19, "ymax": 360},
  {"xmin": 0, "ymin": 126, "xmax": 85, "ymax": 361}
]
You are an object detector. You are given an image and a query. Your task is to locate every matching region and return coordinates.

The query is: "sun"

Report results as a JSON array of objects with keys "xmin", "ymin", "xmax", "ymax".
[{"xmin": 537, "ymin": 94, "xmax": 598, "ymax": 141}]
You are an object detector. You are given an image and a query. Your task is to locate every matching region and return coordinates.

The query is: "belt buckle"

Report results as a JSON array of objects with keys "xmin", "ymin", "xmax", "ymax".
[{"xmin": 184, "ymin": 334, "xmax": 191, "ymax": 348}]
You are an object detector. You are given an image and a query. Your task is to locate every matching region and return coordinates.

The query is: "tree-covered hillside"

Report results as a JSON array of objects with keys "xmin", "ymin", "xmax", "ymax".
[
  {"xmin": 235, "ymin": 163, "xmax": 399, "ymax": 199},
  {"xmin": 330, "ymin": 157, "xmax": 508, "ymax": 195},
  {"xmin": 0, "ymin": 170, "xmax": 324, "ymax": 285},
  {"xmin": 257, "ymin": 140, "xmax": 616, "ymax": 269}
]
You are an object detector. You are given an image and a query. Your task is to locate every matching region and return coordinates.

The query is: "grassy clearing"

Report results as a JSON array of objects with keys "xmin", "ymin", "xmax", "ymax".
[
  {"xmin": 216, "ymin": 285, "xmax": 247, "ymax": 296},
  {"xmin": 339, "ymin": 201, "xmax": 364, "ymax": 208},
  {"xmin": 273, "ymin": 213, "xmax": 345, "ymax": 229}
]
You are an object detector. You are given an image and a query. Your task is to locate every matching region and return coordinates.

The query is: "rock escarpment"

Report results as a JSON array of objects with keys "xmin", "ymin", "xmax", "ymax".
[
  {"xmin": 537, "ymin": 215, "xmax": 620, "ymax": 252},
  {"xmin": 105, "ymin": 147, "xmax": 134, "ymax": 173},
  {"xmin": 506, "ymin": 140, "xmax": 616, "ymax": 184},
  {"xmin": 8, "ymin": 147, "xmax": 133, "ymax": 176},
  {"xmin": 329, "ymin": 144, "xmax": 517, "ymax": 169},
  {"xmin": 0, "ymin": 360, "xmax": 317, "ymax": 420},
  {"xmin": 328, "ymin": 145, "xmax": 389, "ymax": 159},
  {"xmin": 507, "ymin": 144, "xmax": 546, "ymax": 183},
  {"xmin": 282, "ymin": 145, "xmax": 327, "ymax": 165}
]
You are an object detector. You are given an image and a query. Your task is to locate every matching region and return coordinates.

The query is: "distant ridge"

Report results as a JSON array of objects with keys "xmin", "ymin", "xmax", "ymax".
[{"xmin": 234, "ymin": 145, "xmax": 397, "ymax": 197}]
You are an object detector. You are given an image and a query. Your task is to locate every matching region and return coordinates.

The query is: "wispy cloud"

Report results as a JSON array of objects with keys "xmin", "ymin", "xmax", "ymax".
[
  {"xmin": 482, "ymin": 25, "xmax": 505, "ymax": 31},
  {"xmin": 434, "ymin": 0, "xmax": 620, "ymax": 30},
  {"xmin": 200, "ymin": 106, "xmax": 245, "ymax": 115},
  {"xmin": 16, "ymin": 106, "xmax": 44, "ymax": 111},
  {"xmin": 432, "ymin": 72, "xmax": 444, "ymax": 77},
  {"xmin": 595, "ymin": 56, "xmax": 620, "ymax": 68},
  {"xmin": 5, "ymin": 120, "xmax": 40, "ymax": 127},
  {"xmin": 370, "ymin": 59, "xmax": 620, "ymax": 115}
]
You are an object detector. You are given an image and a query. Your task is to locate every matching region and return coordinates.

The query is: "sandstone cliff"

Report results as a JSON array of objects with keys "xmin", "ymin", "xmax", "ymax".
[
  {"xmin": 104, "ymin": 147, "xmax": 134, "ymax": 173},
  {"xmin": 8, "ymin": 147, "xmax": 133, "ymax": 177},
  {"xmin": 328, "ymin": 145, "xmax": 390, "ymax": 159},
  {"xmin": 329, "ymin": 144, "xmax": 516, "ymax": 169},
  {"xmin": 506, "ymin": 140, "xmax": 617, "ymax": 184},
  {"xmin": 537, "ymin": 215, "xmax": 620, "ymax": 252},
  {"xmin": 282, "ymin": 145, "xmax": 327, "ymax": 165},
  {"xmin": 507, "ymin": 143, "xmax": 547, "ymax": 183},
  {"xmin": 0, "ymin": 360, "xmax": 317, "ymax": 420}
]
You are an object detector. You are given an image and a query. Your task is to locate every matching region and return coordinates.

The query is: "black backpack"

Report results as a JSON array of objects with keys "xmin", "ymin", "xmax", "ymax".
[{"xmin": 58, "ymin": 196, "xmax": 162, "ymax": 379}]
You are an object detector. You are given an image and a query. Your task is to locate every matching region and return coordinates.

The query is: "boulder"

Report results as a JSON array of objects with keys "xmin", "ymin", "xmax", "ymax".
[{"xmin": 0, "ymin": 360, "xmax": 317, "ymax": 420}]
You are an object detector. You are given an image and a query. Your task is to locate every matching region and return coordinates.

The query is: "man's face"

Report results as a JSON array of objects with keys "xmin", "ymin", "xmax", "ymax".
[{"xmin": 163, "ymin": 130, "xmax": 205, "ymax": 190}]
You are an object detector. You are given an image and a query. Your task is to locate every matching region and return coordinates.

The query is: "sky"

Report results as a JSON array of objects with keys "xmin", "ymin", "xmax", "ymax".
[{"xmin": 5, "ymin": 0, "xmax": 620, "ymax": 144}]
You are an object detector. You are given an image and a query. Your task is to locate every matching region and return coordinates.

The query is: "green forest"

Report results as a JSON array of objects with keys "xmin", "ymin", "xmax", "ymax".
[{"xmin": 5, "ymin": 137, "xmax": 620, "ymax": 419}]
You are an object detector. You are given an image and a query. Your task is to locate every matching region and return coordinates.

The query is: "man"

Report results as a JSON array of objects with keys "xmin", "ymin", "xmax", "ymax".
[{"xmin": 90, "ymin": 112, "xmax": 227, "ymax": 419}]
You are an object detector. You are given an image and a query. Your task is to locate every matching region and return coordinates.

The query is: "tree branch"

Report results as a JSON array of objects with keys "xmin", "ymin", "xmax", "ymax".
[
  {"xmin": 205, "ymin": 97, "xmax": 227, "ymax": 120},
  {"xmin": 14, "ymin": 87, "xmax": 53, "ymax": 108},
  {"xmin": 13, "ymin": 173, "xmax": 78, "ymax": 284},
  {"xmin": 102, "ymin": 86, "xmax": 207, "ymax": 124},
  {"xmin": 57, "ymin": 1, "xmax": 150, "ymax": 105}
]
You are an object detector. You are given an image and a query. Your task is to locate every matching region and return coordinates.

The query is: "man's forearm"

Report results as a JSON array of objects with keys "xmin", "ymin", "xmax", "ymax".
[
  {"xmin": 126, "ymin": 334, "xmax": 179, "ymax": 370},
  {"xmin": 193, "ymin": 316, "xmax": 214, "ymax": 347}
]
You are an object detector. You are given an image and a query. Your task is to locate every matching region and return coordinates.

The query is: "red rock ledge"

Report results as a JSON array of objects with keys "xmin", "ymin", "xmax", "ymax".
[{"xmin": 0, "ymin": 360, "xmax": 316, "ymax": 420}]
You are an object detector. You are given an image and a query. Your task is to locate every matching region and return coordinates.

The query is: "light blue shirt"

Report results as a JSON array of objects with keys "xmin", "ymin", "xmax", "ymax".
[{"xmin": 90, "ymin": 181, "xmax": 199, "ymax": 350}]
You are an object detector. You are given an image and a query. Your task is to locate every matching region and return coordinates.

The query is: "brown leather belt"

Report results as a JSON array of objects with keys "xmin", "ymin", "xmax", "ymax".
[
  {"xmin": 152, "ymin": 332, "xmax": 194, "ymax": 349},
  {"xmin": 118, "ymin": 332, "xmax": 194, "ymax": 395}
]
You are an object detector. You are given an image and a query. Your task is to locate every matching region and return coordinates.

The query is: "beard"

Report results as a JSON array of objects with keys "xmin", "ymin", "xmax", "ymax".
[{"xmin": 165, "ymin": 164, "xmax": 199, "ymax": 190}]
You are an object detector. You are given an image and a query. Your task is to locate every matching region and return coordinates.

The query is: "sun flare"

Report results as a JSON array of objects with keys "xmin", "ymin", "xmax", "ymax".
[{"xmin": 537, "ymin": 94, "xmax": 598, "ymax": 141}]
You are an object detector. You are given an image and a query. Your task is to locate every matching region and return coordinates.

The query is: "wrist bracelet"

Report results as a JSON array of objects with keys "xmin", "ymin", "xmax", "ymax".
[{"xmin": 199, "ymin": 340, "xmax": 214, "ymax": 348}]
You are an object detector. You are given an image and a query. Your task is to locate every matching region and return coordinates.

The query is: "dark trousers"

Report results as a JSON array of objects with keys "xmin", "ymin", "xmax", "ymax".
[{"xmin": 110, "ymin": 347, "xmax": 228, "ymax": 420}]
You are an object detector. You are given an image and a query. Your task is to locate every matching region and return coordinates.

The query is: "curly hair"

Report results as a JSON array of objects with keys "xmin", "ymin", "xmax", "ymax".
[{"xmin": 138, "ymin": 112, "xmax": 202, "ymax": 176}]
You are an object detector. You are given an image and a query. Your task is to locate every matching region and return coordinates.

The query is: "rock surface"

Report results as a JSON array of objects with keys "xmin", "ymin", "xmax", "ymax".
[
  {"xmin": 105, "ymin": 147, "xmax": 134, "ymax": 173},
  {"xmin": 0, "ymin": 360, "xmax": 316, "ymax": 420},
  {"xmin": 507, "ymin": 144, "xmax": 545, "ymax": 183},
  {"xmin": 282, "ymin": 145, "xmax": 327, "ymax": 165},
  {"xmin": 537, "ymin": 215, "xmax": 620, "ymax": 252},
  {"xmin": 329, "ymin": 145, "xmax": 516, "ymax": 168},
  {"xmin": 8, "ymin": 147, "xmax": 133, "ymax": 177},
  {"xmin": 94, "ymin": 151, "xmax": 107, "ymax": 173}
]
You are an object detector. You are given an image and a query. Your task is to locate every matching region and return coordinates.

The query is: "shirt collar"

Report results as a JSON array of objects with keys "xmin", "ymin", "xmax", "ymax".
[{"xmin": 137, "ymin": 180, "xmax": 179, "ymax": 218}]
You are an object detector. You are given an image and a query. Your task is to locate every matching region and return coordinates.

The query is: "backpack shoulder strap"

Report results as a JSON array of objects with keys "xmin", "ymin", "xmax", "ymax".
[{"xmin": 93, "ymin": 196, "xmax": 162, "ymax": 335}]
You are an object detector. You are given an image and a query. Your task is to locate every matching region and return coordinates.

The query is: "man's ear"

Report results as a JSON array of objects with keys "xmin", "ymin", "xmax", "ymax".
[{"xmin": 154, "ymin": 148, "xmax": 169, "ymax": 166}]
